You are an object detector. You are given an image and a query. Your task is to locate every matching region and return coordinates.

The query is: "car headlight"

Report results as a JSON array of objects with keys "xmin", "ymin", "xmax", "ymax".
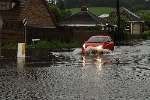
[
  {"xmin": 83, "ymin": 44, "xmax": 86, "ymax": 49},
  {"xmin": 96, "ymin": 45, "xmax": 103, "ymax": 50}
]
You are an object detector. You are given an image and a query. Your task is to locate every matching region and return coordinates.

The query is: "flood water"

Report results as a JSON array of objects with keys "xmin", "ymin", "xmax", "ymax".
[{"xmin": 0, "ymin": 40, "xmax": 150, "ymax": 100}]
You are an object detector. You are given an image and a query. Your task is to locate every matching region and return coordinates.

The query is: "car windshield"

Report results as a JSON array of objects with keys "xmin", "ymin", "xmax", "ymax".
[{"xmin": 87, "ymin": 36, "xmax": 111, "ymax": 43}]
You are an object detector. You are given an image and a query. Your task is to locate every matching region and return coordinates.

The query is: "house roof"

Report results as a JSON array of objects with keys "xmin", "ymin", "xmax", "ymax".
[
  {"xmin": 111, "ymin": 7, "xmax": 144, "ymax": 22},
  {"xmin": 120, "ymin": 7, "xmax": 142, "ymax": 21},
  {"xmin": 100, "ymin": 7, "xmax": 144, "ymax": 26},
  {"xmin": 59, "ymin": 8, "xmax": 103, "ymax": 27},
  {"xmin": 98, "ymin": 14, "xmax": 109, "ymax": 18},
  {"xmin": 0, "ymin": 0, "xmax": 56, "ymax": 28}
]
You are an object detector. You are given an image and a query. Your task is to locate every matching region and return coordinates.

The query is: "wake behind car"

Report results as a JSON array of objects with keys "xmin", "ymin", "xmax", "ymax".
[{"xmin": 82, "ymin": 35, "xmax": 114, "ymax": 54}]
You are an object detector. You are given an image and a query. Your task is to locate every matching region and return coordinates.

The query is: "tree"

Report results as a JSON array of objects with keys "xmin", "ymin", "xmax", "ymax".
[
  {"xmin": 63, "ymin": 0, "xmax": 150, "ymax": 10},
  {"xmin": 48, "ymin": 4, "xmax": 61, "ymax": 22},
  {"xmin": 64, "ymin": 0, "xmax": 80, "ymax": 8},
  {"xmin": 57, "ymin": 0, "xmax": 65, "ymax": 9},
  {"xmin": 48, "ymin": 0, "xmax": 56, "ymax": 5},
  {"xmin": 48, "ymin": 3, "xmax": 72, "ymax": 22},
  {"xmin": 0, "ymin": 17, "xmax": 2, "ymax": 57}
]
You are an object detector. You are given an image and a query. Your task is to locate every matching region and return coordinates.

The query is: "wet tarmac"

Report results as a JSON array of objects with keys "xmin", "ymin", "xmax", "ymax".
[{"xmin": 0, "ymin": 40, "xmax": 150, "ymax": 100}]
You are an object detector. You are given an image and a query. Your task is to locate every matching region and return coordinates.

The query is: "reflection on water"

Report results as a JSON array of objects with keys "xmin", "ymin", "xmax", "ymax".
[
  {"xmin": 1, "ymin": 40, "xmax": 150, "ymax": 99},
  {"xmin": 17, "ymin": 58, "xmax": 25, "ymax": 72},
  {"xmin": 95, "ymin": 57, "xmax": 103, "ymax": 72},
  {"xmin": 82, "ymin": 55, "xmax": 112, "ymax": 67}
]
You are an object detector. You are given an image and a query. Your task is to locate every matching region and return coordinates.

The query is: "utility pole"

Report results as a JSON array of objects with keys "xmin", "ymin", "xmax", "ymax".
[
  {"xmin": 116, "ymin": 0, "xmax": 120, "ymax": 45},
  {"xmin": 0, "ymin": 16, "xmax": 3, "ymax": 57},
  {"xmin": 17, "ymin": 18, "xmax": 27, "ymax": 58},
  {"xmin": 23, "ymin": 18, "xmax": 27, "ymax": 43}
]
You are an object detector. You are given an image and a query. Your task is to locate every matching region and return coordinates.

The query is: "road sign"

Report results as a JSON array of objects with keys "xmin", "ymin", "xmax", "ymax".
[{"xmin": 23, "ymin": 18, "xmax": 27, "ymax": 26}]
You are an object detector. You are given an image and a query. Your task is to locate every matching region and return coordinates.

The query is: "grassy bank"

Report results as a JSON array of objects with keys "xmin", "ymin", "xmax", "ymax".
[
  {"xmin": 28, "ymin": 40, "xmax": 81, "ymax": 49},
  {"xmin": 1, "ymin": 41, "xmax": 18, "ymax": 49},
  {"xmin": 142, "ymin": 30, "xmax": 150, "ymax": 39},
  {"xmin": 137, "ymin": 10, "xmax": 150, "ymax": 21},
  {"xmin": 1, "ymin": 40, "xmax": 82, "ymax": 49}
]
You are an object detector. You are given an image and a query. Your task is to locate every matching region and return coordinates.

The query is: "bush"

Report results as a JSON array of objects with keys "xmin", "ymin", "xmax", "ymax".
[
  {"xmin": 48, "ymin": 4, "xmax": 72, "ymax": 22},
  {"xmin": 142, "ymin": 30, "xmax": 150, "ymax": 39},
  {"xmin": 2, "ymin": 42, "xmax": 17, "ymax": 49},
  {"xmin": 48, "ymin": 4, "xmax": 61, "ymax": 22},
  {"xmin": 29, "ymin": 40, "xmax": 81, "ymax": 49},
  {"xmin": 137, "ymin": 10, "xmax": 150, "ymax": 22}
]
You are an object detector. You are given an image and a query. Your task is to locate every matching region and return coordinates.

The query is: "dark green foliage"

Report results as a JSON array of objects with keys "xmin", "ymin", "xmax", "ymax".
[
  {"xmin": 137, "ymin": 10, "xmax": 150, "ymax": 30},
  {"xmin": 137, "ymin": 10, "xmax": 150, "ymax": 21},
  {"xmin": 48, "ymin": 0, "xmax": 56, "ymax": 5},
  {"xmin": 64, "ymin": 0, "xmax": 80, "ymax": 8},
  {"xmin": 142, "ymin": 30, "xmax": 150, "ymax": 39},
  {"xmin": 29, "ymin": 40, "xmax": 81, "ymax": 49},
  {"xmin": 48, "ymin": 4, "xmax": 61, "ymax": 22},
  {"xmin": 2, "ymin": 40, "xmax": 81, "ymax": 49},
  {"xmin": 2, "ymin": 41, "xmax": 17, "ymax": 49},
  {"xmin": 57, "ymin": 0, "xmax": 65, "ymax": 9},
  {"xmin": 48, "ymin": 3, "xmax": 72, "ymax": 22},
  {"xmin": 60, "ymin": 9, "xmax": 72, "ymax": 20},
  {"xmin": 70, "ymin": 7, "xmax": 112, "ymax": 15},
  {"xmin": 64, "ymin": 0, "xmax": 150, "ymax": 10}
]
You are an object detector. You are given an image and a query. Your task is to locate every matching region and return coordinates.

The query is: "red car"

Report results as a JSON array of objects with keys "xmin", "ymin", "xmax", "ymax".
[{"xmin": 82, "ymin": 35, "xmax": 114, "ymax": 54}]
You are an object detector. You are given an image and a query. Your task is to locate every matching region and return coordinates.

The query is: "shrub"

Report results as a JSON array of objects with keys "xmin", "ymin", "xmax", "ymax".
[
  {"xmin": 2, "ymin": 42, "xmax": 17, "ymax": 49},
  {"xmin": 142, "ymin": 30, "xmax": 150, "ymax": 39},
  {"xmin": 29, "ymin": 40, "xmax": 81, "ymax": 49}
]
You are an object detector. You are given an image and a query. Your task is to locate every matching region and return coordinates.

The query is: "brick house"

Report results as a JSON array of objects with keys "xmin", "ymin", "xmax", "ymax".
[
  {"xmin": 0, "ymin": 0, "xmax": 56, "ymax": 42},
  {"xmin": 58, "ymin": 6, "xmax": 106, "ymax": 42},
  {"xmin": 110, "ymin": 7, "xmax": 144, "ymax": 35},
  {"xmin": 119, "ymin": 7, "xmax": 144, "ymax": 35},
  {"xmin": 98, "ymin": 7, "xmax": 145, "ymax": 35}
]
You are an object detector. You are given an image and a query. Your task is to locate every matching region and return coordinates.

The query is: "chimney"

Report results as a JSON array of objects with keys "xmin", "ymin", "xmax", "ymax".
[
  {"xmin": 81, "ymin": 6, "xmax": 88, "ymax": 12},
  {"xmin": 80, "ymin": 0, "xmax": 88, "ymax": 11}
]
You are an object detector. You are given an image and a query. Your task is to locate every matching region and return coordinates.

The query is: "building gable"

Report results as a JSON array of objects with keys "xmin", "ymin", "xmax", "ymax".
[
  {"xmin": 110, "ymin": 7, "xmax": 143, "ymax": 22},
  {"xmin": 0, "ymin": 0, "xmax": 56, "ymax": 28}
]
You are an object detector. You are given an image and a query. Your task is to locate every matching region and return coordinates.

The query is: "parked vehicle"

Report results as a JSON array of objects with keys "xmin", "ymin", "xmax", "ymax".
[{"xmin": 82, "ymin": 35, "xmax": 114, "ymax": 54}]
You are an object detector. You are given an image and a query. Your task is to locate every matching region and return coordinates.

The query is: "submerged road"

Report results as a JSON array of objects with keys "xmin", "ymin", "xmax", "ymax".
[{"xmin": 0, "ymin": 40, "xmax": 150, "ymax": 100}]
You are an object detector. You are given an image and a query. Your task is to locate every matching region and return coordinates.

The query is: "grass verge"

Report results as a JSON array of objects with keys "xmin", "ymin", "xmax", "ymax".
[{"xmin": 28, "ymin": 40, "xmax": 81, "ymax": 49}]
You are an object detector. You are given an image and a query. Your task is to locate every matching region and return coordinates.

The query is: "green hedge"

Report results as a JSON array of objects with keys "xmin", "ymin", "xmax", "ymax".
[{"xmin": 28, "ymin": 40, "xmax": 81, "ymax": 49}]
